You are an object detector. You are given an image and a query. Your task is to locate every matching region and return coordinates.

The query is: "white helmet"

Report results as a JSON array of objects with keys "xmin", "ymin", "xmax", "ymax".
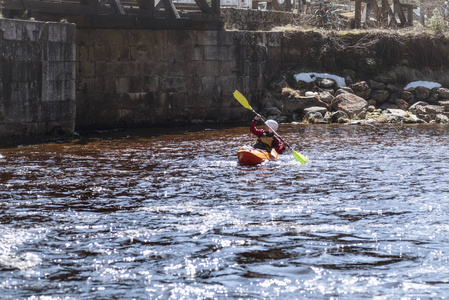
[{"xmin": 265, "ymin": 119, "xmax": 278, "ymax": 131}]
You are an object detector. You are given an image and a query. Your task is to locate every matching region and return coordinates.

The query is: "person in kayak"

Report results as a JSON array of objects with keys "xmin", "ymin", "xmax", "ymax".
[{"xmin": 250, "ymin": 114, "xmax": 289, "ymax": 154}]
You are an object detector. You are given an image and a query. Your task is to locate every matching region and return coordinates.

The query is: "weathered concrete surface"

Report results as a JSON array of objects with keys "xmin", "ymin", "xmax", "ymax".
[{"xmin": 0, "ymin": 19, "xmax": 76, "ymax": 146}]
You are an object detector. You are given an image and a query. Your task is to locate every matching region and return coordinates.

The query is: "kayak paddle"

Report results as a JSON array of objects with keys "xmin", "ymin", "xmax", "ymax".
[{"xmin": 233, "ymin": 90, "xmax": 308, "ymax": 164}]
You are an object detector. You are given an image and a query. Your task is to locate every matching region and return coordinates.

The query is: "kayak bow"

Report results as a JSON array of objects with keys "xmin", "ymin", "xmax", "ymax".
[{"xmin": 237, "ymin": 146, "xmax": 278, "ymax": 165}]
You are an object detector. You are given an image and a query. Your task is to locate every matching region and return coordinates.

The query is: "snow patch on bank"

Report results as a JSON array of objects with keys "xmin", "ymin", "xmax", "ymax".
[
  {"xmin": 294, "ymin": 73, "xmax": 443, "ymax": 91},
  {"xmin": 404, "ymin": 81, "xmax": 441, "ymax": 90},
  {"xmin": 294, "ymin": 72, "xmax": 346, "ymax": 87}
]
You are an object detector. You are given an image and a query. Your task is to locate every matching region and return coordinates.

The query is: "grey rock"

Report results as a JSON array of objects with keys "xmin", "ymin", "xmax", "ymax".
[{"xmin": 331, "ymin": 93, "xmax": 368, "ymax": 118}]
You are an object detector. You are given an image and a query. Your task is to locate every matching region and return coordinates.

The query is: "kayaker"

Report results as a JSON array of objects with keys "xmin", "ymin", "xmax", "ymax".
[{"xmin": 250, "ymin": 115, "xmax": 289, "ymax": 154}]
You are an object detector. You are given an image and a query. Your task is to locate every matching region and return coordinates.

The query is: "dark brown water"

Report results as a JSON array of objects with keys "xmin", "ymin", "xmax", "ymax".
[{"xmin": 1, "ymin": 124, "xmax": 449, "ymax": 298}]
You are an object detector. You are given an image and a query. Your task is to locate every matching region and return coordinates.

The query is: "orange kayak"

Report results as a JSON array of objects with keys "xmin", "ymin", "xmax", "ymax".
[{"xmin": 237, "ymin": 146, "xmax": 278, "ymax": 165}]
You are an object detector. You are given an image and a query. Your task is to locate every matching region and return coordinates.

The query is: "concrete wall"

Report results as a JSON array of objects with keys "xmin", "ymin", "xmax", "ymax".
[
  {"xmin": 0, "ymin": 19, "xmax": 76, "ymax": 146},
  {"xmin": 76, "ymin": 29, "xmax": 283, "ymax": 129}
]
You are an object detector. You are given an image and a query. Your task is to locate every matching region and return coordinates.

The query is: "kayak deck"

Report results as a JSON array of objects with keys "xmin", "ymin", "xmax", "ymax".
[{"xmin": 237, "ymin": 146, "xmax": 278, "ymax": 165}]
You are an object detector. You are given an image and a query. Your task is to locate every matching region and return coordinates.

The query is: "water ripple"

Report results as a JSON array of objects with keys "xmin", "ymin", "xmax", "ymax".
[{"xmin": 1, "ymin": 124, "xmax": 449, "ymax": 298}]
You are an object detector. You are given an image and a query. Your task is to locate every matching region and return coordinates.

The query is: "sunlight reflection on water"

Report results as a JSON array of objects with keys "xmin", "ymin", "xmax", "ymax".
[{"xmin": 1, "ymin": 124, "xmax": 449, "ymax": 298}]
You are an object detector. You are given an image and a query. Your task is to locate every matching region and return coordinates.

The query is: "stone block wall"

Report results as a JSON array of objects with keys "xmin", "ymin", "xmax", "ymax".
[
  {"xmin": 76, "ymin": 29, "xmax": 283, "ymax": 129},
  {"xmin": 0, "ymin": 19, "xmax": 76, "ymax": 146},
  {"xmin": 221, "ymin": 8, "xmax": 306, "ymax": 31}
]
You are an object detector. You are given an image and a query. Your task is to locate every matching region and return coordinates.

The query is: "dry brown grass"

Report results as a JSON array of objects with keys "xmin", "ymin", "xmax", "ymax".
[{"xmin": 281, "ymin": 87, "xmax": 301, "ymax": 98}]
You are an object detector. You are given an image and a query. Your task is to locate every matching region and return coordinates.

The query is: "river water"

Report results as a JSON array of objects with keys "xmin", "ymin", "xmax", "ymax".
[{"xmin": 1, "ymin": 123, "xmax": 449, "ymax": 299}]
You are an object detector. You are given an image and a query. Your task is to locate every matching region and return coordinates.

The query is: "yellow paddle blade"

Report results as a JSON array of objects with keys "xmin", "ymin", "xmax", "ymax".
[
  {"xmin": 292, "ymin": 149, "xmax": 308, "ymax": 164},
  {"xmin": 233, "ymin": 90, "xmax": 253, "ymax": 111}
]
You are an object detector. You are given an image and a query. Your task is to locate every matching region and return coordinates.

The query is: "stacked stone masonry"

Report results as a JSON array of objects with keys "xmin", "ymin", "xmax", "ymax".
[
  {"xmin": 0, "ymin": 19, "xmax": 76, "ymax": 146},
  {"xmin": 221, "ymin": 8, "xmax": 305, "ymax": 31},
  {"xmin": 75, "ymin": 29, "xmax": 283, "ymax": 129}
]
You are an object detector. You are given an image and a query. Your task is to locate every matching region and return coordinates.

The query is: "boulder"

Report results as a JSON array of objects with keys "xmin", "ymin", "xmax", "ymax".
[
  {"xmin": 370, "ymin": 89, "xmax": 390, "ymax": 106},
  {"xmin": 366, "ymin": 105, "xmax": 376, "ymax": 112},
  {"xmin": 303, "ymin": 106, "xmax": 328, "ymax": 115},
  {"xmin": 296, "ymin": 80, "xmax": 315, "ymax": 90},
  {"xmin": 304, "ymin": 111, "xmax": 325, "ymax": 124},
  {"xmin": 266, "ymin": 107, "xmax": 282, "ymax": 115},
  {"xmin": 366, "ymin": 99, "xmax": 377, "ymax": 106},
  {"xmin": 414, "ymin": 86, "xmax": 431, "ymax": 101},
  {"xmin": 401, "ymin": 90, "xmax": 412, "ymax": 101},
  {"xmin": 331, "ymin": 93, "xmax": 368, "ymax": 118},
  {"xmin": 319, "ymin": 91, "xmax": 334, "ymax": 105},
  {"xmin": 282, "ymin": 96, "xmax": 328, "ymax": 114},
  {"xmin": 436, "ymin": 114, "xmax": 449, "ymax": 124},
  {"xmin": 350, "ymin": 81, "xmax": 369, "ymax": 91},
  {"xmin": 345, "ymin": 76, "xmax": 354, "ymax": 85},
  {"xmin": 374, "ymin": 71, "xmax": 397, "ymax": 84},
  {"xmin": 335, "ymin": 87, "xmax": 352, "ymax": 95},
  {"xmin": 409, "ymin": 101, "xmax": 429, "ymax": 115},
  {"xmin": 384, "ymin": 109, "xmax": 422, "ymax": 123},
  {"xmin": 331, "ymin": 110, "xmax": 349, "ymax": 123},
  {"xmin": 418, "ymin": 114, "xmax": 432, "ymax": 123},
  {"xmin": 408, "ymin": 95, "xmax": 418, "ymax": 106},
  {"xmin": 379, "ymin": 102, "xmax": 397, "ymax": 110},
  {"xmin": 427, "ymin": 93, "xmax": 440, "ymax": 105},
  {"xmin": 386, "ymin": 108, "xmax": 408, "ymax": 118},
  {"xmin": 425, "ymin": 105, "xmax": 445, "ymax": 115},
  {"xmin": 395, "ymin": 99, "xmax": 409, "ymax": 110},
  {"xmin": 319, "ymin": 88, "xmax": 336, "ymax": 95},
  {"xmin": 316, "ymin": 78, "xmax": 336, "ymax": 89},
  {"xmin": 386, "ymin": 84, "xmax": 401, "ymax": 94},
  {"xmin": 342, "ymin": 69, "xmax": 356, "ymax": 82},
  {"xmin": 271, "ymin": 115, "xmax": 288, "ymax": 123},
  {"xmin": 413, "ymin": 105, "xmax": 427, "ymax": 115},
  {"xmin": 437, "ymin": 87, "xmax": 449, "ymax": 99},
  {"xmin": 368, "ymin": 80, "xmax": 386, "ymax": 90},
  {"xmin": 357, "ymin": 109, "xmax": 367, "ymax": 119},
  {"xmin": 354, "ymin": 89, "xmax": 371, "ymax": 100},
  {"xmin": 350, "ymin": 81, "xmax": 371, "ymax": 99},
  {"xmin": 438, "ymin": 100, "xmax": 449, "ymax": 110},
  {"xmin": 387, "ymin": 92, "xmax": 401, "ymax": 104}
]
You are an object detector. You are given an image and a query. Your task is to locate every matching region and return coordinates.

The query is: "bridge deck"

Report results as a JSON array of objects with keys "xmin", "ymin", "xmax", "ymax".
[{"xmin": 1, "ymin": 0, "xmax": 223, "ymax": 29}]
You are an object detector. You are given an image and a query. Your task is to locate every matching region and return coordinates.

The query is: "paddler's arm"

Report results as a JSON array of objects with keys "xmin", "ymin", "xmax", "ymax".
[
  {"xmin": 274, "ymin": 138, "xmax": 290, "ymax": 154},
  {"xmin": 250, "ymin": 115, "xmax": 264, "ymax": 137}
]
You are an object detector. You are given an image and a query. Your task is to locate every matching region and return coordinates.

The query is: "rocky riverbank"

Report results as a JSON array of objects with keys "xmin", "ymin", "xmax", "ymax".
[{"xmin": 261, "ymin": 70, "xmax": 449, "ymax": 125}]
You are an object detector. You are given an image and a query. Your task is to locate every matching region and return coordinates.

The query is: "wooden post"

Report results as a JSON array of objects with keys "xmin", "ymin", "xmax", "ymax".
[
  {"xmin": 354, "ymin": 0, "xmax": 361, "ymax": 28},
  {"xmin": 136, "ymin": 0, "xmax": 154, "ymax": 18},
  {"xmin": 381, "ymin": 0, "xmax": 389, "ymax": 27},
  {"xmin": 161, "ymin": 0, "xmax": 180, "ymax": 19},
  {"xmin": 195, "ymin": 0, "xmax": 211, "ymax": 12},
  {"xmin": 384, "ymin": 0, "xmax": 397, "ymax": 26},
  {"xmin": 371, "ymin": 0, "xmax": 380, "ymax": 20},
  {"xmin": 108, "ymin": 0, "xmax": 126, "ymax": 15},
  {"xmin": 393, "ymin": 0, "xmax": 406, "ymax": 26},
  {"xmin": 137, "ymin": 0, "xmax": 153, "ymax": 9},
  {"xmin": 252, "ymin": 0, "xmax": 258, "ymax": 9},
  {"xmin": 211, "ymin": 0, "xmax": 220, "ymax": 19},
  {"xmin": 284, "ymin": 0, "xmax": 291, "ymax": 12},
  {"xmin": 406, "ymin": 6, "xmax": 413, "ymax": 25}
]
